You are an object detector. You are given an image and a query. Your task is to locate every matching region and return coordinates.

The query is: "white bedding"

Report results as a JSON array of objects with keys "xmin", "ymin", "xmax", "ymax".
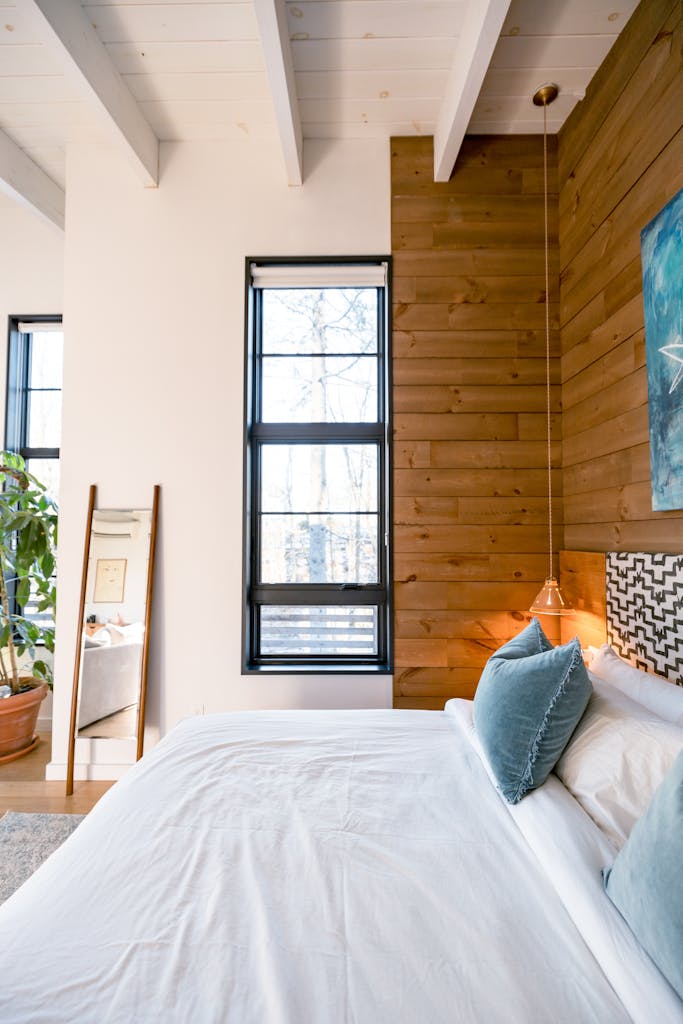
[
  {"xmin": 446, "ymin": 698, "xmax": 683, "ymax": 1024},
  {"xmin": 0, "ymin": 708, "xmax": 675, "ymax": 1022}
]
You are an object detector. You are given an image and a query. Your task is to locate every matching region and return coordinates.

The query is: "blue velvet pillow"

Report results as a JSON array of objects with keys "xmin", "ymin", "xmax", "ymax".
[
  {"xmin": 604, "ymin": 749, "xmax": 683, "ymax": 999},
  {"xmin": 473, "ymin": 618, "xmax": 592, "ymax": 803}
]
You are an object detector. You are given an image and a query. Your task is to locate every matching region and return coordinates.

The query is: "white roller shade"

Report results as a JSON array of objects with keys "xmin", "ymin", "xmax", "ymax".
[
  {"xmin": 17, "ymin": 321, "xmax": 62, "ymax": 333},
  {"xmin": 250, "ymin": 263, "xmax": 387, "ymax": 289}
]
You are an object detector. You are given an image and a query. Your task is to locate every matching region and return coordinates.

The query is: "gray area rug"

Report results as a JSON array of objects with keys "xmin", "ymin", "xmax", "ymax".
[{"xmin": 0, "ymin": 811, "xmax": 84, "ymax": 905}]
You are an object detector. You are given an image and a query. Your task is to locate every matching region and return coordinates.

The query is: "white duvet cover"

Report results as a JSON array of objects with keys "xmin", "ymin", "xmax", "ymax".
[{"xmin": 0, "ymin": 708, "xmax": 673, "ymax": 1023}]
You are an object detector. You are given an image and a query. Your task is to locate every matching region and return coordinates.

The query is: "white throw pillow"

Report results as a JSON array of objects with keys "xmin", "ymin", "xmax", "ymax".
[
  {"xmin": 587, "ymin": 644, "xmax": 683, "ymax": 725},
  {"xmin": 555, "ymin": 680, "xmax": 683, "ymax": 849},
  {"xmin": 84, "ymin": 630, "xmax": 111, "ymax": 649},
  {"xmin": 107, "ymin": 621, "xmax": 144, "ymax": 644}
]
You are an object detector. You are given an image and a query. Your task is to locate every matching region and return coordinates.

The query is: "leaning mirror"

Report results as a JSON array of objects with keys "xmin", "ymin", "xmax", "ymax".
[{"xmin": 67, "ymin": 485, "xmax": 159, "ymax": 795}]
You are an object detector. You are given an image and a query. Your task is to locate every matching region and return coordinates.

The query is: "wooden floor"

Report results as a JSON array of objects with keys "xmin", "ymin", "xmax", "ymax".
[{"xmin": 0, "ymin": 732, "xmax": 114, "ymax": 814}]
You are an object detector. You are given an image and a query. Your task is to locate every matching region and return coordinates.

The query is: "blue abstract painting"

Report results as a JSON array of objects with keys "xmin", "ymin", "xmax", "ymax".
[{"xmin": 641, "ymin": 187, "xmax": 683, "ymax": 511}]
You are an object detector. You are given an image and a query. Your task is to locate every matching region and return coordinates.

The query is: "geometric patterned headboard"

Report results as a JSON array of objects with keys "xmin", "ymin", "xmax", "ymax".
[{"xmin": 606, "ymin": 551, "xmax": 683, "ymax": 686}]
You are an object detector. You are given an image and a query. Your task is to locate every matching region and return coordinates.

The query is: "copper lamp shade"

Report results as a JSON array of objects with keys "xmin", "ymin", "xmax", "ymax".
[{"xmin": 529, "ymin": 576, "xmax": 572, "ymax": 616}]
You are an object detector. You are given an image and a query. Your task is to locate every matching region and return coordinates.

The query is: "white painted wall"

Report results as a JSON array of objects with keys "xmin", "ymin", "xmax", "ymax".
[
  {"xmin": 49, "ymin": 137, "xmax": 392, "ymax": 781},
  {"xmin": 0, "ymin": 194, "xmax": 64, "ymax": 731}
]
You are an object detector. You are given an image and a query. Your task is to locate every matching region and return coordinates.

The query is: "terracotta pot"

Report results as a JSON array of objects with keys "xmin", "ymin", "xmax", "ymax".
[{"xmin": 0, "ymin": 678, "xmax": 48, "ymax": 763}]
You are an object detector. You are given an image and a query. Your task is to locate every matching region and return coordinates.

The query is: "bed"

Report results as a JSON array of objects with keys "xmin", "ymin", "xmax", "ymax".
[{"xmin": 0, "ymin": 552, "xmax": 681, "ymax": 1023}]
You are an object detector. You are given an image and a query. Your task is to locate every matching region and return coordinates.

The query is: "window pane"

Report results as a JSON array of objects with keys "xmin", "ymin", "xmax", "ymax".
[
  {"xmin": 260, "ymin": 513, "xmax": 378, "ymax": 584},
  {"xmin": 261, "ymin": 444, "xmax": 377, "ymax": 513},
  {"xmin": 261, "ymin": 355, "xmax": 377, "ymax": 422},
  {"xmin": 26, "ymin": 458, "xmax": 59, "ymax": 504},
  {"xmin": 262, "ymin": 288, "xmax": 377, "ymax": 355},
  {"xmin": 27, "ymin": 390, "xmax": 62, "ymax": 448},
  {"xmin": 260, "ymin": 605, "xmax": 378, "ymax": 657},
  {"xmin": 30, "ymin": 330, "xmax": 63, "ymax": 388}
]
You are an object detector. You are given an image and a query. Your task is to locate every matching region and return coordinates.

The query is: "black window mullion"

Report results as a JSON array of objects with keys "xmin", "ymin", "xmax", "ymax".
[
  {"xmin": 253, "ymin": 422, "xmax": 384, "ymax": 442},
  {"xmin": 252, "ymin": 585, "xmax": 386, "ymax": 604}
]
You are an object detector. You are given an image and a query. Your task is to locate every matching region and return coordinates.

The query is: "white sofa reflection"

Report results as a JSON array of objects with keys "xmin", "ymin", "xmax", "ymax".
[{"xmin": 78, "ymin": 622, "xmax": 144, "ymax": 730}]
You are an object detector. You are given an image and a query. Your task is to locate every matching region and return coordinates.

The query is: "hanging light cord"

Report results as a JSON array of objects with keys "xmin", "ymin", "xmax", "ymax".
[{"xmin": 542, "ymin": 98, "xmax": 553, "ymax": 581}]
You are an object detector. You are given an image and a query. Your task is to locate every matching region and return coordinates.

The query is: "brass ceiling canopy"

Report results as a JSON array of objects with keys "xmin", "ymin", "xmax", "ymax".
[{"xmin": 532, "ymin": 83, "xmax": 559, "ymax": 107}]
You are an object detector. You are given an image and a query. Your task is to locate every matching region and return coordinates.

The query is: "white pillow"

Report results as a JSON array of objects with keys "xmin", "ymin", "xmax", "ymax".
[
  {"xmin": 555, "ymin": 680, "xmax": 683, "ymax": 849},
  {"xmin": 587, "ymin": 644, "xmax": 683, "ymax": 725},
  {"xmin": 84, "ymin": 630, "xmax": 111, "ymax": 648},
  {"xmin": 106, "ymin": 621, "xmax": 144, "ymax": 644}
]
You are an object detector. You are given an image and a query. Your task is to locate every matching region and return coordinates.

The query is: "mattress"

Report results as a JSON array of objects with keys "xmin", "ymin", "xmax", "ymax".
[{"xmin": 0, "ymin": 707, "xmax": 679, "ymax": 1022}]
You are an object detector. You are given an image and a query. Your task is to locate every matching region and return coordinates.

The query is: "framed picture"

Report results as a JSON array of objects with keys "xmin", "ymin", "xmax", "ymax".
[
  {"xmin": 94, "ymin": 558, "xmax": 127, "ymax": 603},
  {"xmin": 641, "ymin": 187, "xmax": 683, "ymax": 511}
]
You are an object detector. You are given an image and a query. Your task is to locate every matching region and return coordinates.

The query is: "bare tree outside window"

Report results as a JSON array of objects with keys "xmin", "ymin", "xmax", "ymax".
[{"xmin": 260, "ymin": 288, "xmax": 378, "ymax": 587}]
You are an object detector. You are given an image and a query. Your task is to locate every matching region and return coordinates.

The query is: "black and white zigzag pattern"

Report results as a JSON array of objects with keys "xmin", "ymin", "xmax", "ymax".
[{"xmin": 606, "ymin": 552, "xmax": 683, "ymax": 686}]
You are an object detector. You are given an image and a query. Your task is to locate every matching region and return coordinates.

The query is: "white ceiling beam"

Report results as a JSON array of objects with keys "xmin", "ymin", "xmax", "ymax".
[
  {"xmin": 0, "ymin": 128, "xmax": 65, "ymax": 230},
  {"xmin": 253, "ymin": 0, "xmax": 303, "ymax": 186},
  {"xmin": 434, "ymin": 0, "xmax": 512, "ymax": 182},
  {"xmin": 16, "ymin": 0, "xmax": 158, "ymax": 187}
]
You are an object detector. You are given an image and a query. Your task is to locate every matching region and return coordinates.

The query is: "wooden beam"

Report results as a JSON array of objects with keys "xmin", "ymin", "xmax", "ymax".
[
  {"xmin": 16, "ymin": 0, "xmax": 158, "ymax": 187},
  {"xmin": 253, "ymin": 0, "xmax": 303, "ymax": 186},
  {"xmin": 433, "ymin": 0, "xmax": 511, "ymax": 182},
  {"xmin": 0, "ymin": 128, "xmax": 65, "ymax": 230}
]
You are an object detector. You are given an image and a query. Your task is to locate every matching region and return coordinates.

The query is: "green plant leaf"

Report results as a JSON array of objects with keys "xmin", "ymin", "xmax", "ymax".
[
  {"xmin": 0, "ymin": 451, "xmax": 58, "ymax": 669},
  {"xmin": 15, "ymin": 577, "xmax": 30, "ymax": 608}
]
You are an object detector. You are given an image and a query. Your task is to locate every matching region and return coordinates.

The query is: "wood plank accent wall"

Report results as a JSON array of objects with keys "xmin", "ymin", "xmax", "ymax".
[
  {"xmin": 559, "ymin": 550, "xmax": 607, "ymax": 650},
  {"xmin": 558, "ymin": 0, "xmax": 683, "ymax": 553},
  {"xmin": 391, "ymin": 135, "xmax": 561, "ymax": 710}
]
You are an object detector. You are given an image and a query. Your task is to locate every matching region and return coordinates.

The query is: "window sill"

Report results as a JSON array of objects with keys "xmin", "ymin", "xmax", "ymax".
[{"xmin": 243, "ymin": 662, "xmax": 393, "ymax": 676}]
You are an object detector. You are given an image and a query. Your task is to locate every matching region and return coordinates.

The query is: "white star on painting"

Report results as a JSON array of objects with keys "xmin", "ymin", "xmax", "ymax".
[{"xmin": 659, "ymin": 339, "xmax": 683, "ymax": 394}]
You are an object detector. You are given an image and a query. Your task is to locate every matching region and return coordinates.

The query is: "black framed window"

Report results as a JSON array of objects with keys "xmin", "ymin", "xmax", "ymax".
[
  {"xmin": 6, "ymin": 316, "xmax": 63, "ymax": 502},
  {"xmin": 244, "ymin": 258, "xmax": 392, "ymax": 672},
  {"xmin": 5, "ymin": 316, "xmax": 62, "ymax": 624}
]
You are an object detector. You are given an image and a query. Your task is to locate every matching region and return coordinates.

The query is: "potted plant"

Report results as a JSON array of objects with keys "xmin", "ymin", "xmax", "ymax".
[{"xmin": 0, "ymin": 451, "xmax": 58, "ymax": 763}]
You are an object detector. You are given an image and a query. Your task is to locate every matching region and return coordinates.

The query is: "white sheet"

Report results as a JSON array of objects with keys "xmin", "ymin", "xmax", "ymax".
[
  {"xmin": 445, "ymin": 699, "xmax": 683, "ymax": 1024},
  {"xmin": 0, "ymin": 709, "xmax": 646, "ymax": 1022}
]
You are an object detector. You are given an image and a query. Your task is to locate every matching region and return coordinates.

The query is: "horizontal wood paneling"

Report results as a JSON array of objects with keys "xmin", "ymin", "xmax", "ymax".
[
  {"xmin": 559, "ymin": 550, "xmax": 607, "ymax": 649},
  {"xmin": 394, "ymin": 496, "xmax": 554, "ymax": 526},
  {"xmin": 395, "ymin": 580, "xmax": 554, "ymax": 611},
  {"xmin": 392, "ymin": 134, "xmax": 560, "ymax": 709},
  {"xmin": 394, "ymin": 524, "xmax": 556, "ymax": 554},
  {"xmin": 393, "ymin": 384, "xmax": 558, "ymax": 414},
  {"xmin": 559, "ymin": 137, "xmax": 683, "ymax": 336},
  {"xmin": 394, "ymin": 552, "xmax": 551, "ymax": 583},
  {"xmin": 559, "ymin": 9, "xmax": 683, "ymax": 267},
  {"xmin": 394, "ymin": 357, "xmax": 558, "ymax": 386},
  {"xmin": 557, "ymin": 0, "xmax": 674, "ymax": 182},
  {"xmin": 394, "ymin": 467, "xmax": 562, "ymax": 497},
  {"xmin": 558, "ymin": 0, "xmax": 683, "ymax": 556},
  {"xmin": 565, "ymin": 520, "xmax": 683, "ymax": 552},
  {"xmin": 563, "ymin": 443, "xmax": 651, "ymax": 496}
]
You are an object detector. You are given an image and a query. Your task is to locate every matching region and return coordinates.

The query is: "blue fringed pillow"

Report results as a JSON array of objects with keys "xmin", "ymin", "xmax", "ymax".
[
  {"xmin": 473, "ymin": 618, "xmax": 592, "ymax": 803},
  {"xmin": 604, "ymin": 750, "xmax": 683, "ymax": 1000}
]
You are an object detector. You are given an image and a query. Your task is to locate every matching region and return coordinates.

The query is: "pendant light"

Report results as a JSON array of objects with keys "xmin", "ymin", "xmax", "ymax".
[{"xmin": 529, "ymin": 84, "xmax": 573, "ymax": 617}]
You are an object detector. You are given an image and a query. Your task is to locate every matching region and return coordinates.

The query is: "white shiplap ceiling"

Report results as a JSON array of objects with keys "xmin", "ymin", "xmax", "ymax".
[{"xmin": 0, "ymin": 0, "xmax": 638, "ymax": 227}]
